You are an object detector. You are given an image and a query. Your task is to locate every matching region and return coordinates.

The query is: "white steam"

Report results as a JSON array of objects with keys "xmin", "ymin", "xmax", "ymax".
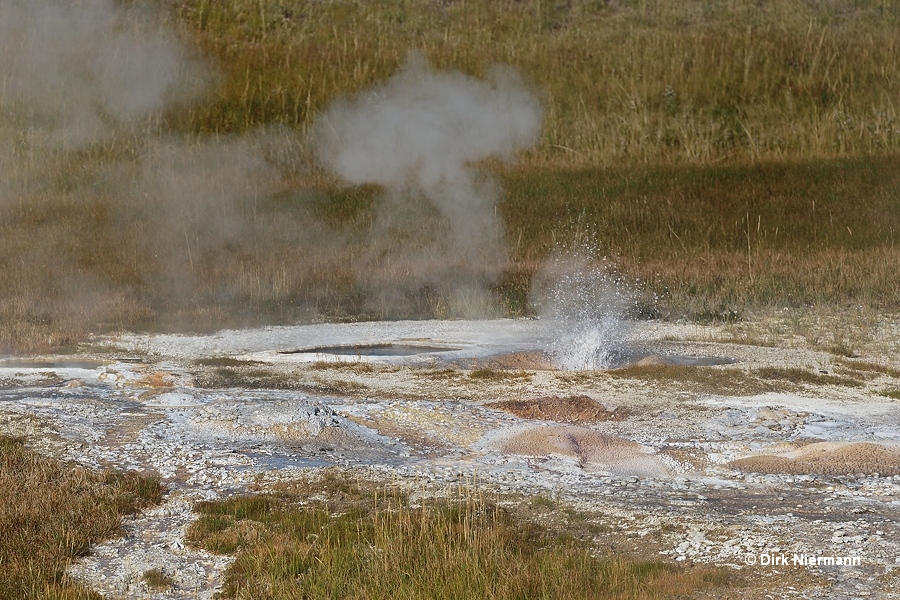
[
  {"xmin": 313, "ymin": 53, "xmax": 541, "ymax": 315},
  {"xmin": 0, "ymin": 0, "xmax": 206, "ymax": 150}
]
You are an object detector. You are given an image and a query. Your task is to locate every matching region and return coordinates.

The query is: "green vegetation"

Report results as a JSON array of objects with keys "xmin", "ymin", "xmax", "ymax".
[
  {"xmin": 469, "ymin": 366, "xmax": 532, "ymax": 381},
  {"xmin": 0, "ymin": 436, "xmax": 164, "ymax": 599},
  {"xmin": 1, "ymin": 0, "xmax": 898, "ymax": 352},
  {"xmin": 608, "ymin": 362, "xmax": 768, "ymax": 395},
  {"xmin": 186, "ymin": 479, "xmax": 732, "ymax": 599},
  {"xmin": 754, "ymin": 366, "xmax": 863, "ymax": 387}
]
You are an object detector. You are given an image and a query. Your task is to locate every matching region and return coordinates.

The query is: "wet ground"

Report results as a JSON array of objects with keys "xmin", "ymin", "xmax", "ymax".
[{"xmin": 1, "ymin": 318, "xmax": 899, "ymax": 599}]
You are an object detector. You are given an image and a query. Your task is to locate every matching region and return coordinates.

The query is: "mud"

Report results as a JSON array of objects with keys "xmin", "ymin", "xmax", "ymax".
[
  {"xmin": 492, "ymin": 425, "xmax": 670, "ymax": 476},
  {"xmin": 730, "ymin": 442, "xmax": 900, "ymax": 476}
]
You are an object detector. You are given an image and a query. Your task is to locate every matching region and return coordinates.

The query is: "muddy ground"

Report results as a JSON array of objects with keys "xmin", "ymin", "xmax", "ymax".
[{"xmin": 1, "ymin": 317, "xmax": 899, "ymax": 599}]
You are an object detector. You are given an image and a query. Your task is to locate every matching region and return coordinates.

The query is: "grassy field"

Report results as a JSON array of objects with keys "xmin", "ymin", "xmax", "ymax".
[
  {"xmin": 170, "ymin": 0, "xmax": 900, "ymax": 165},
  {"xmin": 0, "ymin": 0, "xmax": 897, "ymax": 352},
  {"xmin": 0, "ymin": 436, "xmax": 163, "ymax": 599},
  {"xmin": 186, "ymin": 474, "xmax": 732, "ymax": 599}
]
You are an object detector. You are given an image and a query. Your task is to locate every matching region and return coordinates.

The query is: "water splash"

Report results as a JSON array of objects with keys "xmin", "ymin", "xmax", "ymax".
[{"xmin": 532, "ymin": 250, "xmax": 632, "ymax": 370}]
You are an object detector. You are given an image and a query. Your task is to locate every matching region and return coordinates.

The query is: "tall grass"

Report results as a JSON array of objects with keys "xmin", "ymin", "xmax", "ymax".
[
  {"xmin": 0, "ymin": 436, "xmax": 164, "ymax": 599},
  {"xmin": 500, "ymin": 154, "xmax": 900, "ymax": 319},
  {"xmin": 187, "ymin": 481, "xmax": 731, "ymax": 599},
  {"xmin": 168, "ymin": 0, "xmax": 900, "ymax": 165},
  {"xmin": 0, "ymin": 154, "xmax": 896, "ymax": 352},
  {"xmin": 0, "ymin": 1, "xmax": 898, "ymax": 351}
]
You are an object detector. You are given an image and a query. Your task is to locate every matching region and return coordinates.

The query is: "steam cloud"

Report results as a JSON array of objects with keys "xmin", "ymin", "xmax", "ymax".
[
  {"xmin": 0, "ymin": 1, "xmax": 544, "ymax": 334},
  {"xmin": 0, "ymin": 0, "xmax": 205, "ymax": 150},
  {"xmin": 313, "ymin": 53, "xmax": 541, "ymax": 316}
]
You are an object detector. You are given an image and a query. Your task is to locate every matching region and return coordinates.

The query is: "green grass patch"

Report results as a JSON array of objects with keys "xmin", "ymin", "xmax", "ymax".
[
  {"xmin": 0, "ymin": 436, "xmax": 164, "ymax": 599},
  {"xmin": 755, "ymin": 367, "xmax": 863, "ymax": 387},
  {"xmin": 837, "ymin": 359, "xmax": 900, "ymax": 379},
  {"xmin": 469, "ymin": 367, "xmax": 532, "ymax": 381},
  {"xmin": 193, "ymin": 357, "xmax": 266, "ymax": 368},
  {"xmin": 607, "ymin": 363, "xmax": 767, "ymax": 395},
  {"xmin": 308, "ymin": 360, "xmax": 375, "ymax": 373},
  {"xmin": 879, "ymin": 389, "xmax": 900, "ymax": 400},
  {"xmin": 187, "ymin": 482, "xmax": 733, "ymax": 599}
]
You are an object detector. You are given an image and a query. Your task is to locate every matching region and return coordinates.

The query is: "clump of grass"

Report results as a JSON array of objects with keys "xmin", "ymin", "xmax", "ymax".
[
  {"xmin": 308, "ymin": 360, "xmax": 375, "ymax": 373},
  {"xmin": 142, "ymin": 568, "xmax": 176, "ymax": 591},
  {"xmin": 836, "ymin": 359, "xmax": 900, "ymax": 379},
  {"xmin": 193, "ymin": 367, "xmax": 299, "ymax": 390},
  {"xmin": 187, "ymin": 483, "xmax": 732, "ymax": 599},
  {"xmin": 879, "ymin": 389, "xmax": 900, "ymax": 400},
  {"xmin": 608, "ymin": 363, "xmax": 766, "ymax": 395},
  {"xmin": 469, "ymin": 367, "xmax": 532, "ymax": 381},
  {"xmin": 193, "ymin": 357, "xmax": 265, "ymax": 367},
  {"xmin": 0, "ymin": 436, "xmax": 164, "ymax": 599},
  {"xmin": 755, "ymin": 366, "xmax": 862, "ymax": 387}
]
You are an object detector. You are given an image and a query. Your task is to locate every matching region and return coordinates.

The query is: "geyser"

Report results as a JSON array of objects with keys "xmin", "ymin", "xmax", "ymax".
[{"xmin": 532, "ymin": 249, "xmax": 633, "ymax": 371}]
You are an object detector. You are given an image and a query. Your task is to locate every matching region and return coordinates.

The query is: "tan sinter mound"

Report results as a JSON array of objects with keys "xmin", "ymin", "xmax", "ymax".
[
  {"xmin": 728, "ymin": 442, "xmax": 900, "ymax": 476},
  {"xmin": 488, "ymin": 395, "xmax": 628, "ymax": 425},
  {"xmin": 496, "ymin": 425, "xmax": 669, "ymax": 478}
]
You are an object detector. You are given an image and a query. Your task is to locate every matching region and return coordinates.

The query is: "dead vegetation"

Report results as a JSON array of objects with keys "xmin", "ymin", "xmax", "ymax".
[
  {"xmin": 488, "ymin": 395, "xmax": 629, "ymax": 424},
  {"xmin": 0, "ymin": 436, "xmax": 163, "ymax": 599},
  {"xmin": 185, "ymin": 472, "xmax": 733, "ymax": 599}
]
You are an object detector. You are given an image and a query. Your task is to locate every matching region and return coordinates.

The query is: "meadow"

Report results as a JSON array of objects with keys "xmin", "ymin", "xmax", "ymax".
[
  {"xmin": 184, "ymin": 473, "xmax": 732, "ymax": 599},
  {"xmin": 1, "ymin": 3, "xmax": 897, "ymax": 596},
  {"xmin": 0, "ymin": 436, "xmax": 163, "ymax": 599},
  {"xmin": 0, "ymin": 0, "xmax": 897, "ymax": 352}
]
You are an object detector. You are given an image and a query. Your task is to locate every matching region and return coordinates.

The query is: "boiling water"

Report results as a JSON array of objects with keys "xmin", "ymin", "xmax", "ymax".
[{"xmin": 534, "ymin": 251, "xmax": 632, "ymax": 371}]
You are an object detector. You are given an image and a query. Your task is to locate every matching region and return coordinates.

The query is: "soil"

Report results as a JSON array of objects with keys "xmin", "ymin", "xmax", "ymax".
[{"xmin": 0, "ymin": 317, "xmax": 899, "ymax": 599}]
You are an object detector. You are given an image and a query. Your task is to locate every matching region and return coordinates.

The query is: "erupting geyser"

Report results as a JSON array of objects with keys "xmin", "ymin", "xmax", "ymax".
[{"xmin": 532, "ymin": 249, "xmax": 633, "ymax": 371}]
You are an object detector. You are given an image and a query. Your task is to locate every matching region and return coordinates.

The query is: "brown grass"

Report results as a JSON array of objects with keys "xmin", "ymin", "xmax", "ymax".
[
  {"xmin": 186, "ymin": 477, "xmax": 732, "ymax": 599},
  {"xmin": 1, "ymin": 1, "xmax": 898, "ymax": 351},
  {"xmin": 0, "ymin": 436, "xmax": 164, "ymax": 599}
]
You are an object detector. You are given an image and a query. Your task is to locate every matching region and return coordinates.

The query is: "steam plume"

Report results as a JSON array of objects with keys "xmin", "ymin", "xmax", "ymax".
[
  {"xmin": 313, "ymin": 53, "xmax": 541, "ymax": 316},
  {"xmin": 0, "ymin": 0, "xmax": 206, "ymax": 150}
]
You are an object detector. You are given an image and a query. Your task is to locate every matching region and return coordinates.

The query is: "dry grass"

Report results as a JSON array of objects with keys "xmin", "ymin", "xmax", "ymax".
[
  {"xmin": 0, "ymin": 1, "xmax": 898, "ymax": 352},
  {"xmin": 186, "ymin": 478, "xmax": 733, "ymax": 599},
  {"xmin": 141, "ymin": 567, "xmax": 176, "ymax": 591},
  {"xmin": 169, "ymin": 0, "xmax": 900, "ymax": 166},
  {"xmin": 607, "ymin": 363, "xmax": 769, "ymax": 395},
  {"xmin": 0, "ymin": 436, "xmax": 163, "ymax": 599}
]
